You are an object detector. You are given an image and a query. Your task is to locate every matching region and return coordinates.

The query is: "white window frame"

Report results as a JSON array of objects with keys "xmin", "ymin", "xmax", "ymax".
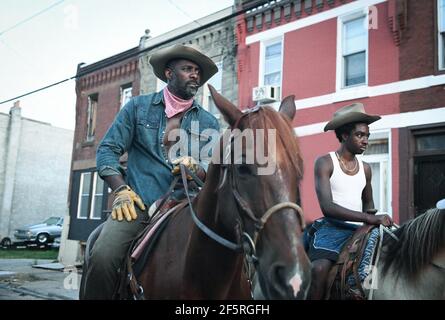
[
  {"xmin": 77, "ymin": 172, "xmax": 104, "ymax": 220},
  {"xmin": 336, "ymin": 9, "xmax": 369, "ymax": 92},
  {"xmin": 120, "ymin": 84, "xmax": 133, "ymax": 109},
  {"xmin": 77, "ymin": 172, "xmax": 91, "ymax": 219},
  {"xmin": 438, "ymin": 0, "xmax": 445, "ymax": 70},
  {"xmin": 86, "ymin": 94, "xmax": 98, "ymax": 141},
  {"xmin": 89, "ymin": 173, "xmax": 104, "ymax": 220},
  {"xmin": 259, "ymin": 37, "xmax": 284, "ymax": 88},
  {"xmin": 360, "ymin": 129, "xmax": 392, "ymax": 217}
]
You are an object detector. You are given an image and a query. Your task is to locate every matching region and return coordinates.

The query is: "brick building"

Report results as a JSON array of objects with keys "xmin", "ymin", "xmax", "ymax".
[
  {"xmin": 67, "ymin": 49, "xmax": 140, "ymax": 242},
  {"xmin": 236, "ymin": 0, "xmax": 445, "ymax": 223}
]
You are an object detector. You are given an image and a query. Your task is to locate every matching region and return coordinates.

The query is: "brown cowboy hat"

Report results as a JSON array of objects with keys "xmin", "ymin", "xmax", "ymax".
[
  {"xmin": 149, "ymin": 44, "xmax": 218, "ymax": 85},
  {"xmin": 324, "ymin": 102, "xmax": 381, "ymax": 131}
]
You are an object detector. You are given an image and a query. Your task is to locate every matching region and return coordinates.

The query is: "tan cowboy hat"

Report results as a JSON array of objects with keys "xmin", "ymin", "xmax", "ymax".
[
  {"xmin": 149, "ymin": 44, "xmax": 218, "ymax": 85},
  {"xmin": 324, "ymin": 102, "xmax": 381, "ymax": 131}
]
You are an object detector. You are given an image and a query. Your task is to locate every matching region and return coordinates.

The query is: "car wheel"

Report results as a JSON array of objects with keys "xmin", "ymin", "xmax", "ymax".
[
  {"xmin": 1, "ymin": 237, "xmax": 12, "ymax": 248},
  {"xmin": 36, "ymin": 233, "xmax": 50, "ymax": 245}
]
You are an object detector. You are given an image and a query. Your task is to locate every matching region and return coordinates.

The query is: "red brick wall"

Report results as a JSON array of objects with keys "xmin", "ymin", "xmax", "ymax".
[
  {"xmin": 399, "ymin": 0, "xmax": 445, "ymax": 113},
  {"xmin": 73, "ymin": 58, "xmax": 139, "ymax": 163}
]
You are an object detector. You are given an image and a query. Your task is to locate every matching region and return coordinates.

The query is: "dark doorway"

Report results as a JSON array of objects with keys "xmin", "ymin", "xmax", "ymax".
[
  {"xmin": 414, "ymin": 155, "xmax": 445, "ymax": 216},
  {"xmin": 413, "ymin": 128, "xmax": 445, "ymax": 216}
]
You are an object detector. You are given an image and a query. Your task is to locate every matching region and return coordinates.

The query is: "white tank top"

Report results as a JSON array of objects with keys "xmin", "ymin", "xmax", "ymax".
[{"xmin": 329, "ymin": 152, "xmax": 366, "ymax": 224}]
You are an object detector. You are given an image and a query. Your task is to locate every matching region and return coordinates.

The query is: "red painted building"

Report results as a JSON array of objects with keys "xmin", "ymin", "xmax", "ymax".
[{"xmin": 236, "ymin": 0, "xmax": 445, "ymax": 223}]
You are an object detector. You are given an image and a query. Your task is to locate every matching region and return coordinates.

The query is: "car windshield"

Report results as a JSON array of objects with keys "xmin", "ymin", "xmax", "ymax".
[{"xmin": 43, "ymin": 217, "xmax": 61, "ymax": 225}]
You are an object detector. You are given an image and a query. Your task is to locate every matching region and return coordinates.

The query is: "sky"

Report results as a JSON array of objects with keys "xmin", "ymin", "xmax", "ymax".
[{"xmin": 0, "ymin": 0, "xmax": 234, "ymax": 130}]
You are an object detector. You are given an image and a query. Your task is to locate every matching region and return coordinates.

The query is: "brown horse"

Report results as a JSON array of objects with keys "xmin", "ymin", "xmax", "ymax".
[
  {"xmin": 135, "ymin": 85, "xmax": 311, "ymax": 299},
  {"xmin": 368, "ymin": 207, "xmax": 445, "ymax": 299}
]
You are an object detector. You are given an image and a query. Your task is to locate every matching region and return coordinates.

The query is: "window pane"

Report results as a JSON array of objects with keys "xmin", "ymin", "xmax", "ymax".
[
  {"xmin": 442, "ymin": 32, "xmax": 445, "ymax": 68},
  {"xmin": 120, "ymin": 86, "xmax": 132, "ymax": 109},
  {"xmin": 92, "ymin": 195, "xmax": 103, "ymax": 219},
  {"xmin": 82, "ymin": 173, "xmax": 91, "ymax": 194},
  {"xmin": 79, "ymin": 196, "xmax": 89, "ymax": 218},
  {"xmin": 345, "ymin": 51, "xmax": 366, "ymax": 86},
  {"xmin": 264, "ymin": 42, "xmax": 282, "ymax": 86},
  {"xmin": 266, "ymin": 42, "xmax": 281, "ymax": 58},
  {"xmin": 265, "ymin": 55, "xmax": 281, "ymax": 74},
  {"xmin": 264, "ymin": 72, "xmax": 281, "ymax": 86},
  {"xmin": 344, "ymin": 17, "xmax": 366, "ymax": 55},
  {"xmin": 91, "ymin": 176, "xmax": 104, "ymax": 219},
  {"xmin": 364, "ymin": 139, "xmax": 388, "ymax": 155},
  {"xmin": 416, "ymin": 133, "xmax": 445, "ymax": 151}
]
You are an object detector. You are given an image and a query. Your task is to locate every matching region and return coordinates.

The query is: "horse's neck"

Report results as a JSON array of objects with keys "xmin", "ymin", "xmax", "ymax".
[{"xmin": 196, "ymin": 164, "xmax": 220, "ymax": 222}]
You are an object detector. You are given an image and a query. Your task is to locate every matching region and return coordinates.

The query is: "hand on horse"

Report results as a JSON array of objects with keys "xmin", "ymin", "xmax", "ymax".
[
  {"xmin": 171, "ymin": 156, "xmax": 199, "ymax": 179},
  {"xmin": 111, "ymin": 185, "xmax": 146, "ymax": 222},
  {"xmin": 367, "ymin": 213, "xmax": 393, "ymax": 227}
]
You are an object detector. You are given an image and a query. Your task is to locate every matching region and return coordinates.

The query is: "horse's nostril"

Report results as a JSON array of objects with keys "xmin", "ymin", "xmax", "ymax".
[{"xmin": 269, "ymin": 264, "xmax": 290, "ymax": 298}]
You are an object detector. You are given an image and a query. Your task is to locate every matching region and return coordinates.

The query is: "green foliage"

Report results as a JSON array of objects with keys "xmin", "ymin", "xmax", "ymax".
[{"xmin": 0, "ymin": 248, "xmax": 59, "ymax": 260}]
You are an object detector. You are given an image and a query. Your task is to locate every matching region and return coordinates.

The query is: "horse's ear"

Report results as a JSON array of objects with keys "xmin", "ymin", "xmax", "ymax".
[
  {"xmin": 208, "ymin": 84, "xmax": 242, "ymax": 127},
  {"xmin": 278, "ymin": 95, "xmax": 296, "ymax": 121}
]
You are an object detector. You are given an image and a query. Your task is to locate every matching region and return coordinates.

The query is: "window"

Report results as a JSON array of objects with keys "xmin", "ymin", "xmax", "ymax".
[
  {"xmin": 203, "ymin": 61, "xmax": 223, "ymax": 118},
  {"xmin": 77, "ymin": 172, "xmax": 92, "ymax": 219},
  {"xmin": 262, "ymin": 40, "xmax": 282, "ymax": 86},
  {"xmin": 341, "ymin": 15, "xmax": 367, "ymax": 87},
  {"xmin": 361, "ymin": 131, "xmax": 391, "ymax": 215},
  {"xmin": 438, "ymin": 0, "xmax": 445, "ymax": 70},
  {"xmin": 120, "ymin": 84, "xmax": 132, "ymax": 109},
  {"xmin": 86, "ymin": 94, "xmax": 98, "ymax": 141},
  {"xmin": 77, "ymin": 172, "xmax": 105, "ymax": 220}
]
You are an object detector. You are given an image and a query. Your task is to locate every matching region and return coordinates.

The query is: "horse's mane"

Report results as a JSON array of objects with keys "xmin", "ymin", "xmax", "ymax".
[
  {"xmin": 381, "ymin": 208, "xmax": 445, "ymax": 279},
  {"xmin": 239, "ymin": 106, "xmax": 303, "ymax": 180}
]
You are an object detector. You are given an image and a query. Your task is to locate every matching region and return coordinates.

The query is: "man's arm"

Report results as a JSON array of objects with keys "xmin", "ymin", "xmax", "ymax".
[
  {"xmin": 315, "ymin": 155, "xmax": 374, "ymax": 223},
  {"xmin": 96, "ymin": 99, "xmax": 136, "ymax": 189},
  {"xmin": 362, "ymin": 162, "xmax": 375, "ymax": 213}
]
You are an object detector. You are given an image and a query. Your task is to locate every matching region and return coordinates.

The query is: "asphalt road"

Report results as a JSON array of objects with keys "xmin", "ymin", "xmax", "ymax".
[{"xmin": 0, "ymin": 259, "xmax": 80, "ymax": 300}]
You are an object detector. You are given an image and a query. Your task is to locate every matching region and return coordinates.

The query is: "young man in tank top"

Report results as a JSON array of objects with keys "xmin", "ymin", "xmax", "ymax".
[{"xmin": 305, "ymin": 103, "xmax": 393, "ymax": 300}]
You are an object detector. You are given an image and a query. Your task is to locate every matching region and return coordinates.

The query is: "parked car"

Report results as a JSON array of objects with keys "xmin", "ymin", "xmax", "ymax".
[{"xmin": 13, "ymin": 217, "xmax": 63, "ymax": 246}]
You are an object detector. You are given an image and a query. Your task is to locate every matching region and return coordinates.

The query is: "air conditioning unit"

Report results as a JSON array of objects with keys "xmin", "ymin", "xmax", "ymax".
[{"xmin": 252, "ymin": 85, "xmax": 281, "ymax": 103}]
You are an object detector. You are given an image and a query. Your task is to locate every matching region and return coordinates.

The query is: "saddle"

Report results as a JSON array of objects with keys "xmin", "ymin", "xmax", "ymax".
[
  {"xmin": 325, "ymin": 224, "xmax": 377, "ymax": 300},
  {"xmin": 114, "ymin": 170, "xmax": 203, "ymax": 300}
]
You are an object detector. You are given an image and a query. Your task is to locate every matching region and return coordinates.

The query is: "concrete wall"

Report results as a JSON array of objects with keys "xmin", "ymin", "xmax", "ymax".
[{"xmin": 0, "ymin": 107, "xmax": 74, "ymax": 240}]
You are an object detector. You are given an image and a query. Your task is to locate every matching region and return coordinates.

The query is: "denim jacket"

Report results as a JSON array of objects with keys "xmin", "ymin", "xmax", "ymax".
[{"xmin": 96, "ymin": 90, "xmax": 220, "ymax": 206}]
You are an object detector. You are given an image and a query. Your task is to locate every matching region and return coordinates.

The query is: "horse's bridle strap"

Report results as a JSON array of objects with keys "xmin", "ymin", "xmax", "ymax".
[{"xmin": 180, "ymin": 164, "xmax": 243, "ymax": 252}]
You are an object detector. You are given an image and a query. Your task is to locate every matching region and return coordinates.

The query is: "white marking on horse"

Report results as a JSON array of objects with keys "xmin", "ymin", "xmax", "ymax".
[{"xmin": 289, "ymin": 272, "xmax": 302, "ymax": 297}]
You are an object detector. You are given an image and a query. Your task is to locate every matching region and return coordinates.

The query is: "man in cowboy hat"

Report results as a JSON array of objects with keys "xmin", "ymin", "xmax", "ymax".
[
  {"xmin": 80, "ymin": 44, "xmax": 220, "ymax": 299},
  {"xmin": 305, "ymin": 102, "xmax": 393, "ymax": 300}
]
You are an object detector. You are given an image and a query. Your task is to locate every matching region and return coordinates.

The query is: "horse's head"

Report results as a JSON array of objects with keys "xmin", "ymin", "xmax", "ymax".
[{"xmin": 208, "ymin": 85, "xmax": 311, "ymax": 299}]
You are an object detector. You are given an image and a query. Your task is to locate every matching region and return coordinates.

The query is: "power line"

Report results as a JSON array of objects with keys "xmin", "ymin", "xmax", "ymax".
[
  {"xmin": 0, "ymin": 1, "xmax": 269, "ymax": 106},
  {"xmin": 168, "ymin": 0, "xmax": 202, "ymax": 27},
  {"xmin": 0, "ymin": 0, "xmax": 66, "ymax": 36}
]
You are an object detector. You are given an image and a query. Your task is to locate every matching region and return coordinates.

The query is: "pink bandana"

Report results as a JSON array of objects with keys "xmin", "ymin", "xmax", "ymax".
[{"xmin": 163, "ymin": 87, "xmax": 194, "ymax": 118}]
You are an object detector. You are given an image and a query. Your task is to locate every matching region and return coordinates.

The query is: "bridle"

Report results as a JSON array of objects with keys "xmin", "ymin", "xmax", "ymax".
[{"xmin": 179, "ymin": 108, "xmax": 305, "ymax": 265}]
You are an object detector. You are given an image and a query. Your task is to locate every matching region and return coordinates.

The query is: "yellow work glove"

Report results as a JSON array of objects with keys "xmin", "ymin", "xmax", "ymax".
[
  {"xmin": 111, "ymin": 185, "xmax": 146, "ymax": 222},
  {"xmin": 171, "ymin": 156, "xmax": 199, "ymax": 178}
]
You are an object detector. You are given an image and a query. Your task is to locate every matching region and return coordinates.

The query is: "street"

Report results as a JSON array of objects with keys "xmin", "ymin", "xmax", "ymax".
[{"xmin": 0, "ymin": 259, "xmax": 80, "ymax": 300}]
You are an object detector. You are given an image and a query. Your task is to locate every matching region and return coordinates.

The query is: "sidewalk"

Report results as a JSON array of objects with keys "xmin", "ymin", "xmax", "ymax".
[{"xmin": 0, "ymin": 259, "xmax": 80, "ymax": 300}]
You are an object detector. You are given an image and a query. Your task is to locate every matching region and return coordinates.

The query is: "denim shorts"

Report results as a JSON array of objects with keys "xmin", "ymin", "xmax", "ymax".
[{"xmin": 303, "ymin": 218, "xmax": 359, "ymax": 262}]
